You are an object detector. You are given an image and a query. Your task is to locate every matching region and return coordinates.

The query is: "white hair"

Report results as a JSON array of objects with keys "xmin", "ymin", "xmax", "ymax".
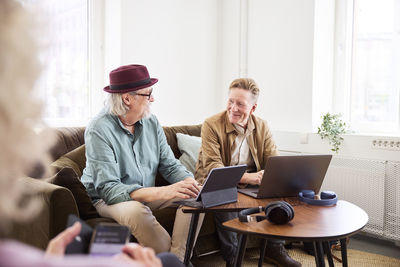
[
  {"xmin": 106, "ymin": 92, "xmax": 130, "ymax": 116},
  {"xmin": 105, "ymin": 90, "xmax": 151, "ymax": 117},
  {"xmin": 0, "ymin": 0, "xmax": 54, "ymax": 233}
]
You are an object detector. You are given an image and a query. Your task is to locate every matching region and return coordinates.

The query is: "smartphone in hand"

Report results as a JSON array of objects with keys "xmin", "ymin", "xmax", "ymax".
[
  {"xmin": 65, "ymin": 214, "xmax": 130, "ymax": 256},
  {"xmin": 65, "ymin": 214, "xmax": 93, "ymax": 254},
  {"xmin": 89, "ymin": 223, "xmax": 130, "ymax": 257}
]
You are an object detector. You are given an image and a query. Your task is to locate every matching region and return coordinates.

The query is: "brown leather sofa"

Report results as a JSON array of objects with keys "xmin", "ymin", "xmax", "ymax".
[{"xmin": 10, "ymin": 125, "xmax": 220, "ymax": 256}]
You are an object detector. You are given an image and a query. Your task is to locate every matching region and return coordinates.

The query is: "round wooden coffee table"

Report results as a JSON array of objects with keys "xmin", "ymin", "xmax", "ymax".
[{"xmin": 223, "ymin": 200, "xmax": 368, "ymax": 267}]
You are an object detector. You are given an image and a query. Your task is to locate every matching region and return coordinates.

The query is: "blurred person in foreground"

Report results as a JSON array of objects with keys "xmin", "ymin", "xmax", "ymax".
[
  {"xmin": 0, "ymin": 0, "xmax": 180, "ymax": 266},
  {"xmin": 195, "ymin": 78, "xmax": 301, "ymax": 267}
]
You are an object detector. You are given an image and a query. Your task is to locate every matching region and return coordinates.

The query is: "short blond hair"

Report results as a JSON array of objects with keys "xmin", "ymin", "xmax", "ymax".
[
  {"xmin": 0, "ymin": 0, "xmax": 53, "ymax": 232},
  {"xmin": 229, "ymin": 78, "xmax": 260, "ymax": 103}
]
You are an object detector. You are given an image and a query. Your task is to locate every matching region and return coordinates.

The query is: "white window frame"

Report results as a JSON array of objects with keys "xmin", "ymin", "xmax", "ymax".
[
  {"xmin": 88, "ymin": 0, "xmax": 106, "ymax": 120},
  {"xmin": 333, "ymin": 0, "xmax": 400, "ymax": 135}
]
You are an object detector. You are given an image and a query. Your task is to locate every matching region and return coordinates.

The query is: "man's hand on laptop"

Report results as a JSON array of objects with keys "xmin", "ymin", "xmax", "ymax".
[
  {"xmin": 163, "ymin": 177, "xmax": 201, "ymax": 199},
  {"xmin": 240, "ymin": 170, "xmax": 264, "ymax": 185}
]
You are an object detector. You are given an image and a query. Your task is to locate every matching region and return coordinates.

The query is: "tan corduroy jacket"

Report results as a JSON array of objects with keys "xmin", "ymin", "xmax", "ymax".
[{"xmin": 194, "ymin": 111, "xmax": 278, "ymax": 184}]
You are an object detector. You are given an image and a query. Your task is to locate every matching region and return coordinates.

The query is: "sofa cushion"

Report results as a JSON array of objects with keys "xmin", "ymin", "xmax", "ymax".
[
  {"xmin": 46, "ymin": 167, "xmax": 99, "ymax": 220},
  {"xmin": 176, "ymin": 133, "xmax": 201, "ymax": 174},
  {"xmin": 51, "ymin": 144, "xmax": 86, "ymax": 177},
  {"xmin": 49, "ymin": 127, "xmax": 85, "ymax": 161},
  {"xmin": 162, "ymin": 125, "xmax": 202, "ymax": 159},
  {"xmin": 155, "ymin": 125, "xmax": 202, "ymax": 186}
]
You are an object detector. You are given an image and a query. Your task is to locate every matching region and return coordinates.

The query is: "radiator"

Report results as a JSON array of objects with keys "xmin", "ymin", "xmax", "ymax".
[
  {"xmin": 385, "ymin": 161, "xmax": 400, "ymax": 241},
  {"xmin": 279, "ymin": 151, "xmax": 400, "ymax": 241}
]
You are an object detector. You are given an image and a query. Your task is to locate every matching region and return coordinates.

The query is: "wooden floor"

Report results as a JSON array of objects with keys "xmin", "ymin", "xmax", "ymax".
[{"xmin": 191, "ymin": 234, "xmax": 400, "ymax": 267}]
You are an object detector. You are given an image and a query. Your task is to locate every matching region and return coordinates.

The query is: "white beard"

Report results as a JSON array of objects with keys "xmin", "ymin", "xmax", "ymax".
[{"xmin": 142, "ymin": 105, "xmax": 152, "ymax": 119}]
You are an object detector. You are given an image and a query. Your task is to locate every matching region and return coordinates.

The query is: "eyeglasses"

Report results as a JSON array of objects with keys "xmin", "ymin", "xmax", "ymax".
[{"xmin": 134, "ymin": 88, "xmax": 153, "ymax": 100}]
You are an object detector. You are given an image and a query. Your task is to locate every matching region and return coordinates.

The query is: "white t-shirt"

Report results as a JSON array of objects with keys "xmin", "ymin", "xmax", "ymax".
[{"xmin": 230, "ymin": 124, "xmax": 256, "ymax": 172}]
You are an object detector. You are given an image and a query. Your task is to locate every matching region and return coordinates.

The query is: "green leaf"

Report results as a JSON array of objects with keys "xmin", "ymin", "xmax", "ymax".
[{"xmin": 317, "ymin": 113, "xmax": 348, "ymax": 153}]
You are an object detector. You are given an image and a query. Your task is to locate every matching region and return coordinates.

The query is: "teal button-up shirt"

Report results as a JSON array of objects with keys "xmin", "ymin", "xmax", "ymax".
[{"xmin": 81, "ymin": 110, "xmax": 192, "ymax": 205}]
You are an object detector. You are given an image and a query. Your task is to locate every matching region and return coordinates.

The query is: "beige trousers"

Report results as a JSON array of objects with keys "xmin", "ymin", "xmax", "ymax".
[{"xmin": 94, "ymin": 198, "xmax": 204, "ymax": 261}]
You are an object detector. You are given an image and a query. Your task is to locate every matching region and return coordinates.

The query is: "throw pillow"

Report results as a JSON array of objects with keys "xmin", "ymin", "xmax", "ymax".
[
  {"xmin": 176, "ymin": 133, "xmax": 202, "ymax": 174},
  {"xmin": 46, "ymin": 167, "xmax": 99, "ymax": 220}
]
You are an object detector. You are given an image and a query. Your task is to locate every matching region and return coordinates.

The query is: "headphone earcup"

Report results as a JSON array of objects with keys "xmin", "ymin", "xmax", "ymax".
[
  {"xmin": 321, "ymin": 191, "xmax": 336, "ymax": 200},
  {"xmin": 301, "ymin": 189, "xmax": 315, "ymax": 199},
  {"xmin": 265, "ymin": 201, "xmax": 294, "ymax": 224},
  {"xmin": 239, "ymin": 202, "xmax": 295, "ymax": 224},
  {"xmin": 281, "ymin": 201, "xmax": 294, "ymax": 220}
]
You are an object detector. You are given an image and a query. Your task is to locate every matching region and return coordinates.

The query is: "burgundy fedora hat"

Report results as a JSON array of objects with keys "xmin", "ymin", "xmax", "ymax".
[{"xmin": 103, "ymin": 64, "xmax": 158, "ymax": 93}]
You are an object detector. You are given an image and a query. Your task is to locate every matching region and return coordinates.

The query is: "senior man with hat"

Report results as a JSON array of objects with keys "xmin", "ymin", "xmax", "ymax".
[{"xmin": 81, "ymin": 64, "xmax": 204, "ymax": 263}]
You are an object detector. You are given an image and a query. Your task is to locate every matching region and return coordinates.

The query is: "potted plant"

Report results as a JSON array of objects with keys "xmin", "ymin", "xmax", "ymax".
[{"xmin": 317, "ymin": 113, "xmax": 348, "ymax": 153}]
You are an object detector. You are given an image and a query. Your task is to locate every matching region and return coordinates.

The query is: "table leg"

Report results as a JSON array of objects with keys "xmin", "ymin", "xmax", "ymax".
[
  {"xmin": 258, "ymin": 239, "xmax": 267, "ymax": 267},
  {"xmin": 323, "ymin": 241, "xmax": 334, "ymax": 267},
  {"xmin": 313, "ymin": 242, "xmax": 326, "ymax": 267},
  {"xmin": 183, "ymin": 213, "xmax": 199, "ymax": 266},
  {"xmin": 340, "ymin": 239, "xmax": 348, "ymax": 267},
  {"xmin": 234, "ymin": 234, "xmax": 248, "ymax": 267}
]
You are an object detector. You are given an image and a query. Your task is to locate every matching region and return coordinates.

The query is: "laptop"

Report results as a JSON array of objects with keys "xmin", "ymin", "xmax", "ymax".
[
  {"xmin": 175, "ymin": 164, "xmax": 247, "ymax": 208},
  {"xmin": 238, "ymin": 155, "xmax": 332, "ymax": 199}
]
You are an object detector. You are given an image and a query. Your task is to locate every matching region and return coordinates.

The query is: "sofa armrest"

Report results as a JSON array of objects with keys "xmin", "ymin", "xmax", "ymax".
[{"xmin": 10, "ymin": 177, "xmax": 79, "ymax": 250}]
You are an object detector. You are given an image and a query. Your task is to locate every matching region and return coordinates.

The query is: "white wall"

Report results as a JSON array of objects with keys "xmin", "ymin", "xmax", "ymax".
[
  {"xmin": 247, "ymin": 0, "xmax": 315, "ymax": 132},
  {"xmin": 219, "ymin": 0, "xmax": 241, "ymax": 109},
  {"xmin": 103, "ymin": 0, "xmax": 222, "ymax": 125},
  {"xmin": 102, "ymin": 0, "xmax": 318, "ymax": 130},
  {"xmin": 99, "ymin": 0, "xmax": 400, "ymax": 162}
]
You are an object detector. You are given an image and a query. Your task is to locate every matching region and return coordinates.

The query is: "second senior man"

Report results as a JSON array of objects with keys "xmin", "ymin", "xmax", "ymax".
[{"xmin": 195, "ymin": 78, "xmax": 301, "ymax": 267}]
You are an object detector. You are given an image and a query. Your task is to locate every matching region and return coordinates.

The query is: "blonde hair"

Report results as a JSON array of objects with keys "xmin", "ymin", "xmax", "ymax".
[
  {"xmin": 229, "ymin": 78, "xmax": 260, "ymax": 103},
  {"xmin": 0, "ymin": 0, "xmax": 53, "ymax": 232}
]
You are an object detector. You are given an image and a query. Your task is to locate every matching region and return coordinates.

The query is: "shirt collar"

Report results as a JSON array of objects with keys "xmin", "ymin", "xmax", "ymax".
[
  {"xmin": 224, "ymin": 111, "xmax": 255, "ymax": 134},
  {"xmin": 247, "ymin": 115, "xmax": 255, "ymax": 132},
  {"xmin": 114, "ymin": 115, "xmax": 143, "ymax": 135}
]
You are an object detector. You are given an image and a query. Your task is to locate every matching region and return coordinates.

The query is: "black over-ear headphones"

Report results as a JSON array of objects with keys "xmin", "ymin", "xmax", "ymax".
[
  {"xmin": 238, "ymin": 201, "xmax": 294, "ymax": 225},
  {"xmin": 298, "ymin": 190, "xmax": 338, "ymax": 206}
]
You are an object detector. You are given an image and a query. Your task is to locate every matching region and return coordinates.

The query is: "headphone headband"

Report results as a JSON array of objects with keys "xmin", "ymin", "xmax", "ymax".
[{"xmin": 298, "ymin": 190, "xmax": 337, "ymax": 206}]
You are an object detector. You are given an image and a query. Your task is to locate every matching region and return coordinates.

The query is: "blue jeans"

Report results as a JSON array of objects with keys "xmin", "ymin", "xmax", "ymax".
[{"xmin": 214, "ymin": 212, "xmax": 239, "ymax": 262}]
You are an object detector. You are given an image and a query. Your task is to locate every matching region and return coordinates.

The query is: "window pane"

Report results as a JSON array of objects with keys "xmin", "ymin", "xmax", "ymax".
[
  {"xmin": 351, "ymin": 0, "xmax": 400, "ymax": 132},
  {"xmin": 24, "ymin": 0, "xmax": 89, "ymax": 126}
]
